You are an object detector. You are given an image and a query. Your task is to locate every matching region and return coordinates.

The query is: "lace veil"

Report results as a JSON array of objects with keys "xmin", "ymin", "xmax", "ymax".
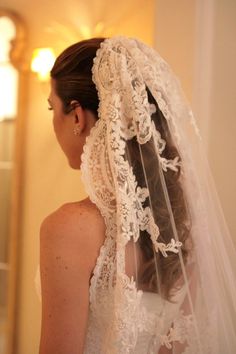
[{"xmin": 78, "ymin": 36, "xmax": 236, "ymax": 353}]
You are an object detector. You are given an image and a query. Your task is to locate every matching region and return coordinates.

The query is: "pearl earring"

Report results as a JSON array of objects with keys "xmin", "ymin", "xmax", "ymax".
[{"xmin": 73, "ymin": 124, "xmax": 81, "ymax": 136}]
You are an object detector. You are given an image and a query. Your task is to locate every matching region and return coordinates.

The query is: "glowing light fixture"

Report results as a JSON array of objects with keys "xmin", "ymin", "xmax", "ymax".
[{"xmin": 31, "ymin": 48, "xmax": 55, "ymax": 81}]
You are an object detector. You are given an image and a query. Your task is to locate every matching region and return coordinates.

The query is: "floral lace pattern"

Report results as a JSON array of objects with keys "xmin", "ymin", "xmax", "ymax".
[{"xmin": 79, "ymin": 36, "xmax": 211, "ymax": 353}]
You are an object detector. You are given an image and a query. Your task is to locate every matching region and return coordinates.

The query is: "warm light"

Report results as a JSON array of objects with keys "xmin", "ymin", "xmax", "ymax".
[
  {"xmin": 31, "ymin": 48, "xmax": 55, "ymax": 81},
  {"xmin": 0, "ymin": 16, "xmax": 18, "ymax": 121},
  {"xmin": 0, "ymin": 64, "xmax": 18, "ymax": 121},
  {"xmin": 79, "ymin": 22, "xmax": 105, "ymax": 39},
  {"xmin": 79, "ymin": 24, "xmax": 92, "ymax": 39},
  {"xmin": 94, "ymin": 22, "xmax": 105, "ymax": 35}
]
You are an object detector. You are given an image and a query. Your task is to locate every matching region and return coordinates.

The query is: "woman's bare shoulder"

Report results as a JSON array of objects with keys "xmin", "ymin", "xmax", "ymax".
[
  {"xmin": 40, "ymin": 198, "xmax": 106, "ymax": 274},
  {"xmin": 39, "ymin": 198, "xmax": 104, "ymax": 353}
]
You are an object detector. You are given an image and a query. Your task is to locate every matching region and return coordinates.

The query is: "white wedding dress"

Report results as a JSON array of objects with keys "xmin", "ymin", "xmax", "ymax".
[{"xmin": 34, "ymin": 237, "xmax": 188, "ymax": 354}]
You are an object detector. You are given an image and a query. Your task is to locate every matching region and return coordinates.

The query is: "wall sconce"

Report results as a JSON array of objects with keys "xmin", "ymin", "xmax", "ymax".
[{"xmin": 31, "ymin": 48, "xmax": 55, "ymax": 81}]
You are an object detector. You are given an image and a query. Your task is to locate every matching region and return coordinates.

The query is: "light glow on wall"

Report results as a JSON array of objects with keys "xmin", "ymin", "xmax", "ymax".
[
  {"xmin": 0, "ymin": 64, "xmax": 18, "ymax": 121},
  {"xmin": 31, "ymin": 48, "xmax": 55, "ymax": 81},
  {"xmin": 0, "ymin": 15, "xmax": 18, "ymax": 121}
]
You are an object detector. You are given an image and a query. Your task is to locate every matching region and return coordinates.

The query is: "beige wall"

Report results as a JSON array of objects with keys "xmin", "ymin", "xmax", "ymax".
[
  {"xmin": 1, "ymin": 0, "xmax": 155, "ymax": 353},
  {"xmin": 208, "ymin": 0, "xmax": 236, "ymax": 241},
  {"xmin": 154, "ymin": 0, "xmax": 197, "ymax": 104}
]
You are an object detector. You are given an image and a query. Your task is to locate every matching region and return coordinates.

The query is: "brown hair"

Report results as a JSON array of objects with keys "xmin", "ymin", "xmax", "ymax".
[
  {"xmin": 51, "ymin": 38, "xmax": 105, "ymax": 115},
  {"xmin": 129, "ymin": 88, "xmax": 192, "ymax": 299},
  {"xmin": 51, "ymin": 38, "xmax": 191, "ymax": 300}
]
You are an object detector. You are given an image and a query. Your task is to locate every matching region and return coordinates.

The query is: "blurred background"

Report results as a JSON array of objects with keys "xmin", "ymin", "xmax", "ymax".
[{"xmin": 0, "ymin": 0, "xmax": 235, "ymax": 353}]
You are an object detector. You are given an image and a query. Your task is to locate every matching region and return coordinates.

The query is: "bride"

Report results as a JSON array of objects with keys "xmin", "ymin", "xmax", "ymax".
[{"xmin": 37, "ymin": 36, "xmax": 236, "ymax": 353}]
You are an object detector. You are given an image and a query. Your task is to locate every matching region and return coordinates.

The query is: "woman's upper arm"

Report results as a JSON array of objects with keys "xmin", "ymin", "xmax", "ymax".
[{"xmin": 39, "ymin": 203, "xmax": 104, "ymax": 354}]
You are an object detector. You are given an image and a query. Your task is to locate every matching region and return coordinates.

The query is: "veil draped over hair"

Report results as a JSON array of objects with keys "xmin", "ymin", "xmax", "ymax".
[{"xmin": 79, "ymin": 36, "xmax": 236, "ymax": 353}]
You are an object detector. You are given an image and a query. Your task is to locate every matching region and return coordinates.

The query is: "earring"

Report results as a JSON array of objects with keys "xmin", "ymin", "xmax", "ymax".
[{"xmin": 73, "ymin": 124, "xmax": 81, "ymax": 136}]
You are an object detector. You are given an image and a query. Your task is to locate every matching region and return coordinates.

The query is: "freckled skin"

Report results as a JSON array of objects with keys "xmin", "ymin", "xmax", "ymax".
[{"xmin": 39, "ymin": 199, "xmax": 107, "ymax": 354}]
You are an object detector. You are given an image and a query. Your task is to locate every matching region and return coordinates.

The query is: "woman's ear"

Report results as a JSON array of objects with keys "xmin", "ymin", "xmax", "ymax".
[{"xmin": 70, "ymin": 100, "xmax": 86, "ymax": 132}]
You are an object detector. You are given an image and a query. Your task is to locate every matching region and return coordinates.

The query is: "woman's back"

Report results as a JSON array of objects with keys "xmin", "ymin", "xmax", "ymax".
[{"xmin": 38, "ymin": 199, "xmax": 106, "ymax": 354}]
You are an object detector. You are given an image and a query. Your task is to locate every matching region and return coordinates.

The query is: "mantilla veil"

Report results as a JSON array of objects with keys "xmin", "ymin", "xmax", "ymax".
[{"xmin": 35, "ymin": 36, "xmax": 236, "ymax": 353}]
